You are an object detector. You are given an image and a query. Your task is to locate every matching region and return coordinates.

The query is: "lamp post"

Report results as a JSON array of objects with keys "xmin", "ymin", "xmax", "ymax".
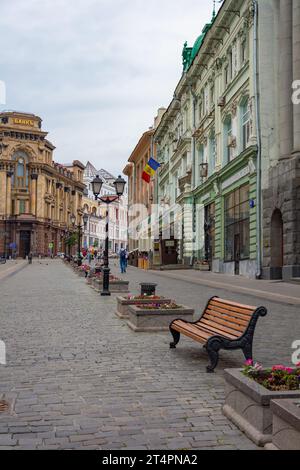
[
  {"xmin": 91, "ymin": 174, "xmax": 126, "ymax": 296},
  {"xmin": 71, "ymin": 213, "xmax": 88, "ymax": 266}
]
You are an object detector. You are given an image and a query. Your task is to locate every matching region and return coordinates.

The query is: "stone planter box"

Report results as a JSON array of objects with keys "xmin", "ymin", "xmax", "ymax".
[
  {"xmin": 86, "ymin": 275, "xmax": 95, "ymax": 285},
  {"xmin": 223, "ymin": 369, "xmax": 300, "ymax": 447},
  {"xmin": 92, "ymin": 277, "xmax": 129, "ymax": 293},
  {"xmin": 78, "ymin": 270, "xmax": 88, "ymax": 277},
  {"xmin": 194, "ymin": 264, "xmax": 210, "ymax": 271},
  {"xmin": 116, "ymin": 296, "xmax": 172, "ymax": 319},
  {"xmin": 127, "ymin": 305, "xmax": 194, "ymax": 332},
  {"xmin": 265, "ymin": 399, "xmax": 300, "ymax": 450}
]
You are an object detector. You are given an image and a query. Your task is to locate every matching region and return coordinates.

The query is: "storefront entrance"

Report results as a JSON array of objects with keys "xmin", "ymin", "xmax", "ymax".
[
  {"xmin": 19, "ymin": 231, "xmax": 31, "ymax": 258},
  {"xmin": 161, "ymin": 238, "xmax": 178, "ymax": 265},
  {"xmin": 270, "ymin": 209, "xmax": 283, "ymax": 279}
]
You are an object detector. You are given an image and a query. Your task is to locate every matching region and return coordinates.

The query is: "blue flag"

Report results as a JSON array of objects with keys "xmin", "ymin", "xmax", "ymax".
[{"xmin": 148, "ymin": 157, "xmax": 161, "ymax": 172}]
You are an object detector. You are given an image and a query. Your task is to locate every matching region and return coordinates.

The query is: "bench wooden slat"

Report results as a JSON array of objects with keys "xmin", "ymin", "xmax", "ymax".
[
  {"xmin": 198, "ymin": 318, "xmax": 242, "ymax": 338},
  {"xmin": 212, "ymin": 297, "xmax": 256, "ymax": 310},
  {"xmin": 203, "ymin": 309, "xmax": 249, "ymax": 329},
  {"xmin": 209, "ymin": 301, "xmax": 255, "ymax": 316},
  {"xmin": 193, "ymin": 323, "xmax": 238, "ymax": 340},
  {"xmin": 206, "ymin": 304, "xmax": 253, "ymax": 321},
  {"xmin": 210, "ymin": 298, "xmax": 256, "ymax": 313},
  {"xmin": 172, "ymin": 319, "xmax": 238, "ymax": 342},
  {"xmin": 172, "ymin": 321, "xmax": 210, "ymax": 343}
]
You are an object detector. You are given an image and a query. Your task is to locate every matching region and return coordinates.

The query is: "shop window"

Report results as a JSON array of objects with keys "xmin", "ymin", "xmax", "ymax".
[
  {"xmin": 19, "ymin": 200, "xmax": 26, "ymax": 214},
  {"xmin": 224, "ymin": 185, "xmax": 250, "ymax": 262}
]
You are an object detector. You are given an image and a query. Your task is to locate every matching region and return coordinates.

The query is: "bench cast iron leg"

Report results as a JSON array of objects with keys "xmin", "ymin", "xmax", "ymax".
[
  {"xmin": 206, "ymin": 339, "xmax": 221, "ymax": 373},
  {"xmin": 170, "ymin": 328, "xmax": 180, "ymax": 349}
]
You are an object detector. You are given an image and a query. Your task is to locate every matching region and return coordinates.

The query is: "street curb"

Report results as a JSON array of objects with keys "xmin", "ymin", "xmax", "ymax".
[
  {"xmin": 0, "ymin": 261, "xmax": 28, "ymax": 282},
  {"xmin": 143, "ymin": 269, "xmax": 300, "ymax": 307}
]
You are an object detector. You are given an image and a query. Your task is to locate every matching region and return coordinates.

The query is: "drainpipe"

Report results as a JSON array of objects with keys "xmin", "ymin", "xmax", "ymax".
[
  {"xmin": 190, "ymin": 84, "xmax": 197, "ymax": 264},
  {"xmin": 253, "ymin": 0, "xmax": 262, "ymax": 279}
]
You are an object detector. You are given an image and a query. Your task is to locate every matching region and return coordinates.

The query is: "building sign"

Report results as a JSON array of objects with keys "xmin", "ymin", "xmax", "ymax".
[
  {"xmin": 13, "ymin": 118, "xmax": 34, "ymax": 126},
  {"xmin": 165, "ymin": 240, "xmax": 175, "ymax": 247},
  {"xmin": 221, "ymin": 166, "xmax": 250, "ymax": 190}
]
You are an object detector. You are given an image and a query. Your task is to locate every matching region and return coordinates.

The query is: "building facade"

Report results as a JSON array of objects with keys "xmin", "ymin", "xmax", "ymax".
[
  {"xmin": 0, "ymin": 111, "xmax": 85, "ymax": 258},
  {"xmin": 259, "ymin": 0, "xmax": 300, "ymax": 280},
  {"xmin": 83, "ymin": 162, "xmax": 128, "ymax": 253},
  {"xmin": 155, "ymin": 0, "xmax": 259, "ymax": 277},
  {"xmin": 123, "ymin": 110, "xmax": 165, "ymax": 266}
]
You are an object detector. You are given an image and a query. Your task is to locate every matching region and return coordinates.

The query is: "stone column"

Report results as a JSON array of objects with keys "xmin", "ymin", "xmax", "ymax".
[
  {"xmin": 6, "ymin": 172, "xmax": 12, "ymax": 216},
  {"xmin": 293, "ymin": 0, "xmax": 300, "ymax": 153},
  {"xmin": 30, "ymin": 175, "xmax": 38, "ymax": 217},
  {"xmin": 0, "ymin": 171, "xmax": 7, "ymax": 216},
  {"xmin": 279, "ymin": 0, "xmax": 293, "ymax": 158}
]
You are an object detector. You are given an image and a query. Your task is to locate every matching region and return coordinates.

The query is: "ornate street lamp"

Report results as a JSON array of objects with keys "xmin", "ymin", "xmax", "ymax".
[{"xmin": 91, "ymin": 174, "xmax": 126, "ymax": 296}]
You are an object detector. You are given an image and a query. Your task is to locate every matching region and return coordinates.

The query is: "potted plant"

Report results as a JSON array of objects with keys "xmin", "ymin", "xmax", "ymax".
[
  {"xmin": 116, "ymin": 294, "xmax": 172, "ymax": 319},
  {"xmin": 223, "ymin": 361, "xmax": 300, "ymax": 447},
  {"xmin": 126, "ymin": 302, "xmax": 194, "ymax": 332}
]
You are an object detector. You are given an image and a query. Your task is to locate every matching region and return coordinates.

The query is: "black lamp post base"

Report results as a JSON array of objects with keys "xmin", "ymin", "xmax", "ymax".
[{"xmin": 101, "ymin": 267, "xmax": 111, "ymax": 296}]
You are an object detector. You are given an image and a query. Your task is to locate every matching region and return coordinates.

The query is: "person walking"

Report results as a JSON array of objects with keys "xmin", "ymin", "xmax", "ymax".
[{"xmin": 119, "ymin": 248, "xmax": 127, "ymax": 274}]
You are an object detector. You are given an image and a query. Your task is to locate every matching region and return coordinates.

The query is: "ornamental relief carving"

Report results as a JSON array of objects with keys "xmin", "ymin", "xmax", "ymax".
[{"xmin": 231, "ymin": 100, "xmax": 238, "ymax": 117}]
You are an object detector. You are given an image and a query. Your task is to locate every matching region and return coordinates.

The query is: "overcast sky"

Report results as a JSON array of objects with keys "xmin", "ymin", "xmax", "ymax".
[{"xmin": 1, "ymin": 0, "xmax": 220, "ymax": 176}]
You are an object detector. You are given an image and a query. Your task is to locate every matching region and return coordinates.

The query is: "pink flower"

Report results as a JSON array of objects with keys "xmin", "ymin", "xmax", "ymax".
[
  {"xmin": 296, "ymin": 362, "xmax": 300, "ymax": 367},
  {"xmin": 254, "ymin": 362, "xmax": 263, "ymax": 371},
  {"xmin": 284, "ymin": 367, "xmax": 294, "ymax": 374},
  {"xmin": 245, "ymin": 359, "xmax": 253, "ymax": 366},
  {"xmin": 272, "ymin": 365, "xmax": 285, "ymax": 371}
]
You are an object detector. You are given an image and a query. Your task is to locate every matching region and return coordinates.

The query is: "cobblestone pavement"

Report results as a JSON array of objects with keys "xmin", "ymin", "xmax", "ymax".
[
  {"xmin": 0, "ymin": 260, "xmax": 27, "ymax": 281},
  {"xmin": 0, "ymin": 260, "xmax": 298, "ymax": 450}
]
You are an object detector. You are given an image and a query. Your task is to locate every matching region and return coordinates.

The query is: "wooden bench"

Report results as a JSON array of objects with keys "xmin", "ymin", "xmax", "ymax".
[{"xmin": 169, "ymin": 296, "xmax": 267, "ymax": 373}]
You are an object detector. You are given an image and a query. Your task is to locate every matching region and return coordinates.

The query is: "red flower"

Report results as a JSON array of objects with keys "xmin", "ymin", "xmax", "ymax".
[{"xmin": 272, "ymin": 365, "xmax": 285, "ymax": 371}]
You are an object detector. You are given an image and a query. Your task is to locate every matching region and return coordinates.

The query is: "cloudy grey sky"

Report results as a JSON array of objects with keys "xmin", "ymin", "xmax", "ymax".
[{"xmin": 1, "ymin": 0, "xmax": 219, "ymax": 175}]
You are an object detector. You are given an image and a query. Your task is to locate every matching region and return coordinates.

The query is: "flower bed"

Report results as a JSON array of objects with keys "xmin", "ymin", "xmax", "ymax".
[
  {"xmin": 223, "ymin": 361, "xmax": 300, "ymax": 447},
  {"xmin": 77, "ymin": 264, "xmax": 91, "ymax": 277},
  {"xmin": 116, "ymin": 295, "xmax": 172, "ymax": 319},
  {"xmin": 126, "ymin": 304, "xmax": 194, "ymax": 332},
  {"xmin": 243, "ymin": 360, "xmax": 300, "ymax": 391}
]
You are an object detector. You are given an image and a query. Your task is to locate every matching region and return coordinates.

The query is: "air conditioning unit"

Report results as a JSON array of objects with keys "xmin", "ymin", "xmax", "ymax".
[
  {"xmin": 228, "ymin": 135, "xmax": 237, "ymax": 148},
  {"xmin": 218, "ymin": 96, "xmax": 226, "ymax": 107},
  {"xmin": 199, "ymin": 163, "xmax": 208, "ymax": 178}
]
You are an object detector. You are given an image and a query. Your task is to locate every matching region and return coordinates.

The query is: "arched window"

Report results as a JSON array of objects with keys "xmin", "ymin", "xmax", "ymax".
[{"xmin": 12, "ymin": 151, "xmax": 29, "ymax": 188}]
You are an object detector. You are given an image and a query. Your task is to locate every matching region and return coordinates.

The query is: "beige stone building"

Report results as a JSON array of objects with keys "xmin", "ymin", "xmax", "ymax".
[{"xmin": 0, "ymin": 111, "xmax": 85, "ymax": 258}]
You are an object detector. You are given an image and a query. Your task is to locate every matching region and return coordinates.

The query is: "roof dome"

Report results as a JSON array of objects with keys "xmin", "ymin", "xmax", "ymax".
[
  {"xmin": 190, "ymin": 22, "xmax": 213, "ymax": 62},
  {"xmin": 190, "ymin": 33, "xmax": 205, "ymax": 62}
]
